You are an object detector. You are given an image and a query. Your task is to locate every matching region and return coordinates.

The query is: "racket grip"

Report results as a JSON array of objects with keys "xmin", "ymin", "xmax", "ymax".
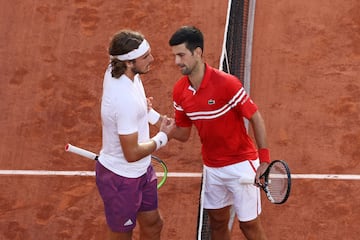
[
  {"xmin": 65, "ymin": 143, "xmax": 98, "ymax": 160},
  {"xmin": 239, "ymin": 177, "xmax": 255, "ymax": 184}
]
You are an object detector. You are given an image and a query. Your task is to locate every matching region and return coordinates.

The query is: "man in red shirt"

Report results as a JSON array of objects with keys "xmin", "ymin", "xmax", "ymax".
[{"xmin": 169, "ymin": 26, "xmax": 269, "ymax": 240}]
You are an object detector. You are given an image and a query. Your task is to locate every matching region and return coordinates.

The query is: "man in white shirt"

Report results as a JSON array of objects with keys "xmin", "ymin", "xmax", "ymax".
[{"xmin": 96, "ymin": 30, "xmax": 174, "ymax": 240}]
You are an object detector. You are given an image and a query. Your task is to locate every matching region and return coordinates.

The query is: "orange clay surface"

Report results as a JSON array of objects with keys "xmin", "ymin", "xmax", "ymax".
[{"xmin": 0, "ymin": 0, "xmax": 359, "ymax": 239}]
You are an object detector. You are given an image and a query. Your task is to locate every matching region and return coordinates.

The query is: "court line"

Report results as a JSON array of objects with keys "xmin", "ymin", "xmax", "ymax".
[{"xmin": 0, "ymin": 170, "xmax": 360, "ymax": 180}]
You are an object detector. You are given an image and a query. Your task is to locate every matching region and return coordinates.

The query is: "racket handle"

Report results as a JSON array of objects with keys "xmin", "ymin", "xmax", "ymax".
[
  {"xmin": 65, "ymin": 143, "xmax": 98, "ymax": 160},
  {"xmin": 239, "ymin": 177, "xmax": 255, "ymax": 184}
]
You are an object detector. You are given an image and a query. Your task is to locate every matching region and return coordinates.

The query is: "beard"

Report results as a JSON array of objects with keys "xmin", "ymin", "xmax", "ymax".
[
  {"xmin": 179, "ymin": 65, "xmax": 192, "ymax": 75},
  {"xmin": 131, "ymin": 64, "xmax": 150, "ymax": 75}
]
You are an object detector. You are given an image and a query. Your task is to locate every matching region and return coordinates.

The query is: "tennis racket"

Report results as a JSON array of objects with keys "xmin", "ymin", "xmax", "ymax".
[
  {"xmin": 65, "ymin": 143, "xmax": 168, "ymax": 189},
  {"xmin": 241, "ymin": 160, "xmax": 291, "ymax": 204}
]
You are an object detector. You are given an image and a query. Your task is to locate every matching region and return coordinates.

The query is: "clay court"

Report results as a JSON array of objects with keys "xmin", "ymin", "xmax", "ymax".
[{"xmin": 0, "ymin": 0, "xmax": 359, "ymax": 239}]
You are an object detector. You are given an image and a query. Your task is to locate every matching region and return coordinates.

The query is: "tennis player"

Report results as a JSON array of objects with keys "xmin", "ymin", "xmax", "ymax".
[
  {"xmin": 96, "ymin": 30, "xmax": 175, "ymax": 240},
  {"xmin": 168, "ymin": 26, "xmax": 269, "ymax": 240}
]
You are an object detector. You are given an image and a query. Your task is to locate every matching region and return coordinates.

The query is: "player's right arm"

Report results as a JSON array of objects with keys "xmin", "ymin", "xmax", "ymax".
[
  {"xmin": 168, "ymin": 125, "xmax": 191, "ymax": 142},
  {"xmin": 120, "ymin": 117, "xmax": 175, "ymax": 162},
  {"xmin": 171, "ymin": 82, "xmax": 192, "ymax": 142}
]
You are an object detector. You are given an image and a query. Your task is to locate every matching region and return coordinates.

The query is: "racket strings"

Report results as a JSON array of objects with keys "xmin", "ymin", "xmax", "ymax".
[
  {"xmin": 266, "ymin": 163, "xmax": 290, "ymax": 203},
  {"xmin": 151, "ymin": 156, "xmax": 168, "ymax": 189}
]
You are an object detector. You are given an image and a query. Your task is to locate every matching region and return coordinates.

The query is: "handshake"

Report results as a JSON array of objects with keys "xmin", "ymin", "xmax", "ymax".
[
  {"xmin": 159, "ymin": 115, "xmax": 176, "ymax": 136},
  {"xmin": 148, "ymin": 109, "xmax": 176, "ymax": 150}
]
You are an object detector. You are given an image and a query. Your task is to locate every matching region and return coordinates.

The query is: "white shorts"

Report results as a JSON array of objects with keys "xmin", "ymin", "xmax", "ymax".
[{"xmin": 203, "ymin": 159, "xmax": 262, "ymax": 222}]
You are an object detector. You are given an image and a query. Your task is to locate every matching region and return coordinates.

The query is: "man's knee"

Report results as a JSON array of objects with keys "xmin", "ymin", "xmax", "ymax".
[
  {"xmin": 142, "ymin": 215, "xmax": 163, "ymax": 235},
  {"xmin": 239, "ymin": 217, "xmax": 267, "ymax": 240}
]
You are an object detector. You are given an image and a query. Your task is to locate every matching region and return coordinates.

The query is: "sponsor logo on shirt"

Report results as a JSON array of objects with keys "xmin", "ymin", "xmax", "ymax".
[{"xmin": 208, "ymin": 99, "xmax": 215, "ymax": 105}]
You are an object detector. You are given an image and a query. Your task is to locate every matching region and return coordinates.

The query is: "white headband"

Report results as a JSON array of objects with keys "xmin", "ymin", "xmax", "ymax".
[{"xmin": 112, "ymin": 39, "xmax": 150, "ymax": 61}]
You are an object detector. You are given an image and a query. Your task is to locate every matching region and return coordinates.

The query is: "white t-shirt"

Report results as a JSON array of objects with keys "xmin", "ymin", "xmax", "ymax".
[{"xmin": 99, "ymin": 66, "xmax": 151, "ymax": 178}]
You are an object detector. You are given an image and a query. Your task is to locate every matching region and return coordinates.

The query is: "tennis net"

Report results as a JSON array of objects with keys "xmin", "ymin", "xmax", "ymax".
[{"xmin": 196, "ymin": 0, "xmax": 256, "ymax": 239}]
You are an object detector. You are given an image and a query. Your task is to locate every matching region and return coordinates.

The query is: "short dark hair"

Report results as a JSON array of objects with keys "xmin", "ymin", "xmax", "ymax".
[{"xmin": 169, "ymin": 26, "xmax": 204, "ymax": 53}]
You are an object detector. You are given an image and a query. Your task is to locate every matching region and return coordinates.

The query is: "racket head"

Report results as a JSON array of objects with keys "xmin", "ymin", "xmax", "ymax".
[
  {"xmin": 260, "ymin": 160, "xmax": 291, "ymax": 204},
  {"xmin": 151, "ymin": 155, "xmax": 168, "ymax": 189}
]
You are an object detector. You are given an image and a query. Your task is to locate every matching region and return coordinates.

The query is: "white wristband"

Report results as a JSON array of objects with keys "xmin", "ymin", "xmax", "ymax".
[
  {"xmin": 151, "ymin": 132, "xmax": 168, "ymax": 150},
  {"xmin": 148, "ymin": 108, "xmax": 161, "ymax": 125}
]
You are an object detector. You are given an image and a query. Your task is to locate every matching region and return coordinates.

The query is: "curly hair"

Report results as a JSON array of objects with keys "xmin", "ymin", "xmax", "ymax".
[{"xmin": 108, "ymin": 30, "xmax": 144, "ymax": 78}]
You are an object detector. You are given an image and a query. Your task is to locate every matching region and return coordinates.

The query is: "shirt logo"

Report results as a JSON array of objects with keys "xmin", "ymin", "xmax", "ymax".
[{"xmin": 208, "ymin": 99, "xmax": 215, "ymax": 105}]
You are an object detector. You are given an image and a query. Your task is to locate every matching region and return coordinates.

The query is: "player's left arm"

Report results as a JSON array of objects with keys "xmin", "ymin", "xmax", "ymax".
[
  {"xmin": 249, "ymin": 110, "xmax": 267, "ymax": 149},
  {"xmin": 249, "ymin": 110, "xmax": 270, "ymax": 182}
]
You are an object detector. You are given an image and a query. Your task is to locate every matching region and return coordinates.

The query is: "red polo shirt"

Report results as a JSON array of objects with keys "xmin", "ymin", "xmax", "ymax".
[{"xmin": 173, "ymin": 64, "xmax": 258, "ymax": 167}]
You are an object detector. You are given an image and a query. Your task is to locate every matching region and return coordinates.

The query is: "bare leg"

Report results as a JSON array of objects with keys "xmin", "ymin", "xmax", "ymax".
[
  {"xmin": 107, "ymin": 227, "xmax": 132, "ymax": 240},
  {"xmin": 239, "ymin": 217, "xmax": 267, "ymax": 240},
  {"xmin": 137, "ymin": 209, "xmax": 163, "ymax": 240},
  {"xmin": 207, "ymin": 206, "xmax": 231, "ymax": 240}
]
